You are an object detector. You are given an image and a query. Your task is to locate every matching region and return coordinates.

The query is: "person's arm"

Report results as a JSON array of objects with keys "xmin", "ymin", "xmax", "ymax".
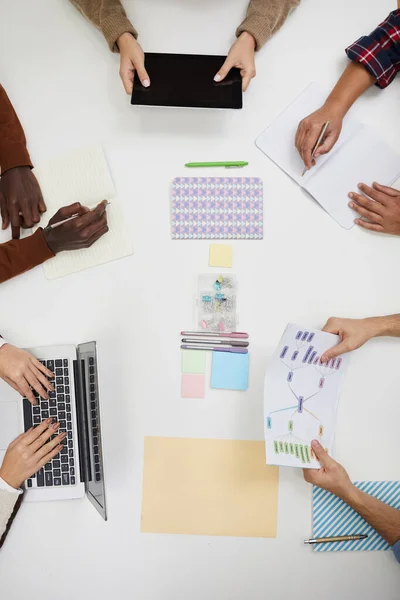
[
  {"xmin": 215, "ymin": 0, "xmax": 300, "ymax": 91},
  {"xmin": 0, "ymin": 228, "xmax": 54, "ymax": 283},
  {"xmin": 236, "ymin": 0, "xmax": 300, "ymax": 50},
  {"xmin": 346, "ymin": 9, "xmax": 400, "ymax": 90},
  {"xmin": 295, "ymin": 62, "xmax": 376, "ymax": 170},
  {"xmin": 304, "ymin": 441, "xmax": 400, "ymax": 559},
  {"xmin": 69, "ymin": 1, "xmax": 149, "ymax": 93},
  {"xmin": 320, "ymin": 315, "xmax": 400, "ymax": 362},
  {"xmin": 0, "ymin": 485, "xmax": 21, "ymax": 541},
  {"xmin": 0, "ymin": 419, "xmax": 67, "ymax": 541},
  {"xmin": 0, "ymin": 200, "xmax": 109, "ymax": 284},
  {"xmin": 295, "ymin": 9, "xmax": 400, "ymax": 170},
  {"xmin": 0, "ymin": 86, "xmax": 46, "ymax": 237},
  {"xmin": 0, "ymin": 85, "xmax": 32, "ymax": 174},
  {"xmin": 69, "ymin": 0, "xmax": 137, "ymax": 52}
]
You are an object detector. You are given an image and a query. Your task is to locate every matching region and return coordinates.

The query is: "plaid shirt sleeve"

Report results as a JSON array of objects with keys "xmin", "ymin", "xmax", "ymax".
[{"xmin": 345, "ymin": 9, "xmax": 400, "ymax": 89}]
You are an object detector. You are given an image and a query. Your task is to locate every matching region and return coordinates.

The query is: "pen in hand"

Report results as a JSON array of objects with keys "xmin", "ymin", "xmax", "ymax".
[
  {"xmin": 44, "ymin": 200, "xmax": 110, "ymax": 232},
  {"xmin": 301, "ymin": 121, "xmax": 330, "ymax": 177}
]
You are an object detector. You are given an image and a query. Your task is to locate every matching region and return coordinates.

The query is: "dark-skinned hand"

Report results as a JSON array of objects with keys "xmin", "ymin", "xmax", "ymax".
[
  {"xmin": 0, "ymin": 166, "xmax": 46, "ymax": 239},
  {"xmin": 43, "ymin": 200, "xmax": 109, "ymax": 254},
  {"xmin": 348, "ymin": 182, "xmax": 400, "ymax": 234}
]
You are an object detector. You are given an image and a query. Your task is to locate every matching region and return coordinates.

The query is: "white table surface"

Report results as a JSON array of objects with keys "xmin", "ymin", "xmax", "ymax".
[{"xmin": 0, "ymin": 0, "xmax": 400, "ymax": 598}]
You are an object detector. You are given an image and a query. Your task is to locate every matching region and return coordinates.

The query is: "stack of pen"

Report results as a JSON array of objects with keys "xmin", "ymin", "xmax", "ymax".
[{"xmin": 180, "ymin": 331, "xmax": 249, "ymax": 354}]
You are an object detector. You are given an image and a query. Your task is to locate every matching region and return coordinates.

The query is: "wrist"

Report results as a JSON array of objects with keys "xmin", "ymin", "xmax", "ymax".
[
  {"xmin": 43, "ymin": 229, "xmax": 60, "ymax": 255},
  {"xmin": 117, "ymin": 31, "xmax": 134, "ymax": 50},
  {"xmin": 0, "ymin": 469, "xmax": 20, "ymax": 490},
  {"xmin": 240, "ymin": 31, "xmax": 256, "ymax": 50},
  {"xmin": 339, "ymin": 482, "xmax": 360, "ymax": 505},
  {"xmin": 323, "ymin": 97, "xmax": 347, "ymax": 119},
  {"xmin": 363, "ymin": 316, "xmax": 390, "ymax": 339}
]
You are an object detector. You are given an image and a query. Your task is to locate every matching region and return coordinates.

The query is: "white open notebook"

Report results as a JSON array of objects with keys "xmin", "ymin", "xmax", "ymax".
[
  {"xmin": 264, "ymin": 323, "xmax": 349, "ymax": 469},
  {"xmin": 33, "ymin": 144, "xmax": 133, "ymax": 279},
  {"xmin": 256, "ymin": 82, "xmax": 400, "ymax": 229}
]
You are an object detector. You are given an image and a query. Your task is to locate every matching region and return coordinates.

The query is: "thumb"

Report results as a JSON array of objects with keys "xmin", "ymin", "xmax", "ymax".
[
  {"xmin": 48, "ymin": 202, "xmax": 89, "ymax": 226},
  {"xmin": 311, "ymin": 440, "xmax": 333, "ymax": 468},
  {"xmin": 214, "ymin": 57, "xmax": 234, "ymax": 83},
  {"xmin": 0, "ymin": 191, "xmax": 9, "ymax": 230},
  {"xmin": 314, "ymin": 131, "xmax": 339, "ymax": 158},
  {"xmin": 320, "ymin": 340, "xmax": 347, "ymax": 364},
  {"xmin": 135, "ymin": 62, "xmax": 150, "ymax": 88}
]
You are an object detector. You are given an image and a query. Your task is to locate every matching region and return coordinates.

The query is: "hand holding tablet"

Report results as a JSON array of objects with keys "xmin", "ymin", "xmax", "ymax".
[{"xmin": 131, "ymin": 53, "xmax": 243, "ymax": 109}]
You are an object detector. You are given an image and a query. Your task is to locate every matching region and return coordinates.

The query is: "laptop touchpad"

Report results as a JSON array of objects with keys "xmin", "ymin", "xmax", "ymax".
[{"xmin": 0, "ymin": 402, "xmax": 20, "ymax": 450}]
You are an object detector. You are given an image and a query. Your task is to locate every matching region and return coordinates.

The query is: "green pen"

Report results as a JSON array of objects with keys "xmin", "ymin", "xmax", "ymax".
[{"xmin": 184, "ymin": 161, "xmax": 249, "ymax": 168}]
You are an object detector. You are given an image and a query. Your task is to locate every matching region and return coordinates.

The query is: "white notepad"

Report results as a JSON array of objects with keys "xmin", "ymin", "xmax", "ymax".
[
  {"xmin": 33, "ymin": 144, "xmax": 133, "ymax": 279},
  {"xmin": 256, "ymin": 82, "xmax": 400, "ymax": 229},
  {"xmin": 264, "ymin": 323, "xmax": 349, "ymax": 469}
]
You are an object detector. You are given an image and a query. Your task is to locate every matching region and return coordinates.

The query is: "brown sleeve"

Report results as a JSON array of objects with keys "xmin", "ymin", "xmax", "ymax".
[
  {"xmin": 0, "ymin": 228, "xmax": 54, "ymax": 284},
  {"xmin": 69, "ymin": 0, "xmax": 138, "ymax": 52},
  {"xmin": 0, "ymin": 86, "xmax": 33, "ymax": 175},
  {"xmin": 236, "ymin": 0, "xmax": 300, "ymax": 50}
]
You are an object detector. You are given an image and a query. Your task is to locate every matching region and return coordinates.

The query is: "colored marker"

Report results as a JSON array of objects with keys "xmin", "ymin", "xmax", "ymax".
[
  {"xmin": 181, "ymin": 338, "xmax": 249, "ymax": 347},
  {"xmin": 180, "ymin": 331, "xmax": 248, "ymax": 339},
  {"xmin": 181, "ymin": 345, "xmax": 248, "ymax": 354}
]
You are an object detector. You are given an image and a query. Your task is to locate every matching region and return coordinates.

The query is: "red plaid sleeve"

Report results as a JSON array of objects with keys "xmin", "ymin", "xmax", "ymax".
[{"xmin": 345, "ymin": 9, "xmax": 400, "ymax": 89}]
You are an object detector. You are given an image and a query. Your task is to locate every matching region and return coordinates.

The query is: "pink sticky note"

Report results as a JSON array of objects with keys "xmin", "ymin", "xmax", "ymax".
[{"xmin": 181, "ymin": 373, "xmax": 205, "ymax": 398}]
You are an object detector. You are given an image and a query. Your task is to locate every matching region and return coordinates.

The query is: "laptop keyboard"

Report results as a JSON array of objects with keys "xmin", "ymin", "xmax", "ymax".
[
  {"xmin": 23, "ymin": 358, "xmax": 76, "ymax": 488},
  {"xmin": 89, "ymin": 356, "xmax": 102, "ymax": 483}
]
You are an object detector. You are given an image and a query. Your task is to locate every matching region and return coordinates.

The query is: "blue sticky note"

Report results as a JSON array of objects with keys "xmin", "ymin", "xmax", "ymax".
[{"xmin": 211, "ymin": 352, "xmax": 249, "ymax": 391}]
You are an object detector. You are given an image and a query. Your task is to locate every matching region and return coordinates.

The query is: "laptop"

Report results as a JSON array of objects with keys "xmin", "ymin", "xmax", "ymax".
[
  {"xmin": 131, "ymin": 53, "xmax": 243, "ymax": 109},
  {"xmin": 0, "ymin": 341, "xmax": 107, "ymax": 520}
]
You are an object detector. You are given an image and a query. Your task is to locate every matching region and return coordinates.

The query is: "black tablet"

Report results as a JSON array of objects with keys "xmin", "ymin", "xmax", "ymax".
[{"xmin": 131, "ymin": 53, "xmax": 242, "ymax": 109}]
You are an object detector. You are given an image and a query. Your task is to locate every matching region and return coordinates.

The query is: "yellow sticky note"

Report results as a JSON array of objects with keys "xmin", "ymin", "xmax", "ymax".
[
  {"xmin": 141, "ymin": 437, "xmax": 279, "ymax": 538},
  {"xmin": 209, "ymin": 244, "xmax": 232, "ymax": 268}
]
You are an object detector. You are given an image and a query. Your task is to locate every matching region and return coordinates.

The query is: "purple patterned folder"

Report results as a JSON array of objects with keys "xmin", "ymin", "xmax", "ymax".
[{"xmin": 171, "ymin": 177, "xmax": 263, "ymax": 239}]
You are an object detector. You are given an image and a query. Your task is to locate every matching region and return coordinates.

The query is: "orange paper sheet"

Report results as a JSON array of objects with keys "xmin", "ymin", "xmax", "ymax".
[{"xmin": 141, "ymin": 437, "xmax": 279, "ymax": 537}]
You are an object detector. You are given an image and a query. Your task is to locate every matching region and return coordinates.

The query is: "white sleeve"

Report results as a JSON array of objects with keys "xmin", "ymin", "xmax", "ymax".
[
  {"xmin": 0, "ymin": 338, "xmax": 8, "ymax": 349},
  {"xmin": 0, "ymin": 477, "xmax": 23, "ymax": 495},
  {"xmin": 0, "ymin": 487, "xmax": 20, "ymax": 540}
]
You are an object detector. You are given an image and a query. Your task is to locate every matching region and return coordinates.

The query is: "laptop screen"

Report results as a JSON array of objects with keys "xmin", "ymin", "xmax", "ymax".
[{"xmin": 76, "ymin": 341, "xmax": 107, "ymax": 520}]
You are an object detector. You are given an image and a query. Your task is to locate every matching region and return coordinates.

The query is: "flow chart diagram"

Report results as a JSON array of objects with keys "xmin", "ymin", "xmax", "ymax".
[{"xmin": 264, "ymin": 324, "xmax": 348, "ymax": 468}]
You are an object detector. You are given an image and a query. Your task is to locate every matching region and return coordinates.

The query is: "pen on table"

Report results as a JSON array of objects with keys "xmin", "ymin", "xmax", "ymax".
[
  {"xmin": 180, "ymin": 331, "xmax": 249, "ymax": 339},
  {"xmin": 304, "ymin": 534, "xmax": 368, "ymax": 545},
  {"xmin": 301, "ymin": 121, "xmax": 330, "ymax": 177},
  {"xmin": 185, "ymin": 161, "xmax": 248, "ymax": 169},
  {"xmin": 181, "ymin": 338, "xmax": 249, "ymax": 348},
  {"xmin": 43, "ymin": 201, "xmax": 110, "ymax": 232},
  {"xmin": 181, "ymin": 345, "xmax": 248, "ymax": 354}
]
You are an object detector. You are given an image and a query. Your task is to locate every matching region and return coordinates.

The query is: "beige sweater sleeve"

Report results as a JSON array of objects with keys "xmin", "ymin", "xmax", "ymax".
[
  {"xmin": 0, "ymin": 489, "xmax": 19, "ymax": 540},
  {"xmin": 69, "ymin": 0, "xmax": 137, "ymax": 52},
  {"xmin": 236, "ymin": 0, "xmax": 301, "ymax": 50}
]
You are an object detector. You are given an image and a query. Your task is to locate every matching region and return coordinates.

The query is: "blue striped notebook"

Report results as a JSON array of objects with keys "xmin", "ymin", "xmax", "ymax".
[{"xmin": 312, "ymin": 481, "xmax": 400, "ymax": 552}]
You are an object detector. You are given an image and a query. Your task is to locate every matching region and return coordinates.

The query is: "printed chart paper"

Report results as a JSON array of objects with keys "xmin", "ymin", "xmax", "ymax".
[{"xmin": 264, "ymin": 324, "xmax": 349, "ymax": 468}]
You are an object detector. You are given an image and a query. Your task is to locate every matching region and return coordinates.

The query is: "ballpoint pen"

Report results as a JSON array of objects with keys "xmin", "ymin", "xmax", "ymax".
[
  {"xmin": 181, "ymin": 338, "xmax": 249, "ymax": 348},
  {"xmin": 180, "ymin": 331, "xmax": 249, "ymax": 339},
  {"xmin": 185, "ymin": 161, "xmax": 248, "ymax": 168},
  {"xmin": 181, "ymin": 345, "xmax": 248, "ymax": 354},
  {"xmin": 304, "ymin": 534, "xmax": 368, "ymax": 544},
  {"xmin": 301, "ymin": 121, "xmax": 330, "ymax": 176}
]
